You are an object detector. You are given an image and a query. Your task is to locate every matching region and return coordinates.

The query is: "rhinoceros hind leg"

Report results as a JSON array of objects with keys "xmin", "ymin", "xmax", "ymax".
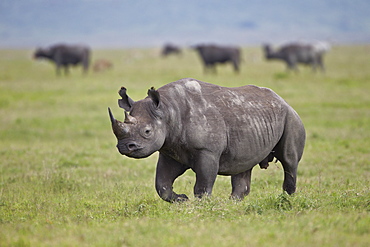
[
  {"xmin": 274, "ymin": 113, "xmax": 305, "ymax": 195},
  {"xmin": 274, "ymin": 145, "xmax": 300, "ymax": 195},
  {"xmin": 282, "ymin": 166, "xmax": 297, "ymax": 195}
]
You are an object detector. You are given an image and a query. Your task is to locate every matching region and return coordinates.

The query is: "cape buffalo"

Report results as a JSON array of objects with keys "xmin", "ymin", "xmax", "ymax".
[
  {"xmin": 34, "ymin": 44, "xmax": 90, "ymax": 75},
  {"xmin": 161, "ymin": 43, "xmax": 182, "ymax": 57},
  {"xmin": 193, "ymin": 44, "xmax": 241, "ymax": 73},
  {"xmin": 108, "ymin": 78, "xmax": 306, "ymax": 203},
  {"xmin": 263, "ymin": 43, "xmax": 326, "ymax": 72}
]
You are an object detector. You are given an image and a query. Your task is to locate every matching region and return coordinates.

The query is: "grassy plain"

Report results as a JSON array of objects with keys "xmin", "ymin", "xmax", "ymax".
[{"xmin": 0, "ymin": 45, "xmax": 369, "ymax": 246}]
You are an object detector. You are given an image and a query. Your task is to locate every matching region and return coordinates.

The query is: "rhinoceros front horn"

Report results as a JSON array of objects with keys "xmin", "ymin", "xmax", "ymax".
[
  {"xmin": 108, "ymin": 107, "xmax": 125, "ymax": 136},
  {"xmin": 108, "ymin": 107, "xmax": 116, "ymax": 125},
  {"xmin": 108, "ymin": 107, "xmax": 129, "ymax": 136}
]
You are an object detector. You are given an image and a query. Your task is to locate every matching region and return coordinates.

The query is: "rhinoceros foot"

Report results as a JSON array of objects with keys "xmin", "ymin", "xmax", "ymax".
[{"xmin": 173, "ymin": 194, "xmax": 189, "ymax": 203}]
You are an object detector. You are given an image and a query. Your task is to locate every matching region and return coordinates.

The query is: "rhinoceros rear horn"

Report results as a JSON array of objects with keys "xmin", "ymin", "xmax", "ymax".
[{"xmin": 124, "ymin": 111, "xmax": 137, "ymax": 124}]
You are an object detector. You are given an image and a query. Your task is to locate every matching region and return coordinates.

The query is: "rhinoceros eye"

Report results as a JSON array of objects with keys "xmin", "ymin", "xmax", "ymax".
[{"xmin": 141, "ymin": 126, "xmax": 153, "ymax": 138}]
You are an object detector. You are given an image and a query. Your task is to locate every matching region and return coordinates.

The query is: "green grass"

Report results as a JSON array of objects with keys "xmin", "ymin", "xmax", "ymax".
[{"xmin": 0, "ymin": 45, "xmax": 369, "ymax": 246}]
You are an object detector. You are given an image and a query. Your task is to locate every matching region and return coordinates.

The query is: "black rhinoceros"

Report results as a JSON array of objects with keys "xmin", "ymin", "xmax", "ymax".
[{"xmin": 109, "ymin": 78, "xmax": 305, "ymax": 202}]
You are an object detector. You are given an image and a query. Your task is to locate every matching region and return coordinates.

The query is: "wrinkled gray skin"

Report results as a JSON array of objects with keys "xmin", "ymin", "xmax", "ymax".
[
  {"xmin": 109, "ymin": 78, "xmax": 305, "ymax": 203},
  {"xmin": 34, "ymin": 44, "xmax": 90, "ymax": 76},
  {"xmin": 264, "ymin": 43, "xmax": 324, "ymax": 72}
]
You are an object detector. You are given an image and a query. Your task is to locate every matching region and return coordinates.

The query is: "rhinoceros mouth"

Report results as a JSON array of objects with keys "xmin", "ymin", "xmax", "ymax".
[
  {"xmin": 122, "ymin": 150, "xmax": 154, "ymax": 159},
  {"xmin": 117, "ymin": 146, "xmax": 141, "ymax": 155},
  {"xmin": 117, "ymin": 145, "xmax": 155, "ymax": 159}
]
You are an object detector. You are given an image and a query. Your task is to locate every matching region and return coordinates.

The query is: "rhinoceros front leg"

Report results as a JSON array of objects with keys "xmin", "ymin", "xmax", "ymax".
[
  {"xmin": 230, "ymin": 168, "xmax": 252, "ymax": 200},
  {"xmin": 155, "ymin": 153, "xmax": 189, "ymax": 203},
  {"xmin": 192, "ymin": 151, "xmax": 219, "ymax": 198}
]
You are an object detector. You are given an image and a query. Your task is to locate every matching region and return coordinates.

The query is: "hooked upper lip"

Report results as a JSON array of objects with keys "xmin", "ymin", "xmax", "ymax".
[
  {"xmin": 117, "ymin": 144, "xmax": 143, "ymax": 156},
  {"xmin": 116, "ymin": 144, "xmax": 155, "ymax": 159}
]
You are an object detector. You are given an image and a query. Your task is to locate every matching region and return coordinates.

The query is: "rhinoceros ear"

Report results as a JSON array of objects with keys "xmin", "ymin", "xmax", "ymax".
[
  {"xmin": 147, "ymin": 87, "xmax": 160, "ymax": 108},
  {"xmin": 118, "ymin": 87, "xmax": 135, "ymax": 111}
]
